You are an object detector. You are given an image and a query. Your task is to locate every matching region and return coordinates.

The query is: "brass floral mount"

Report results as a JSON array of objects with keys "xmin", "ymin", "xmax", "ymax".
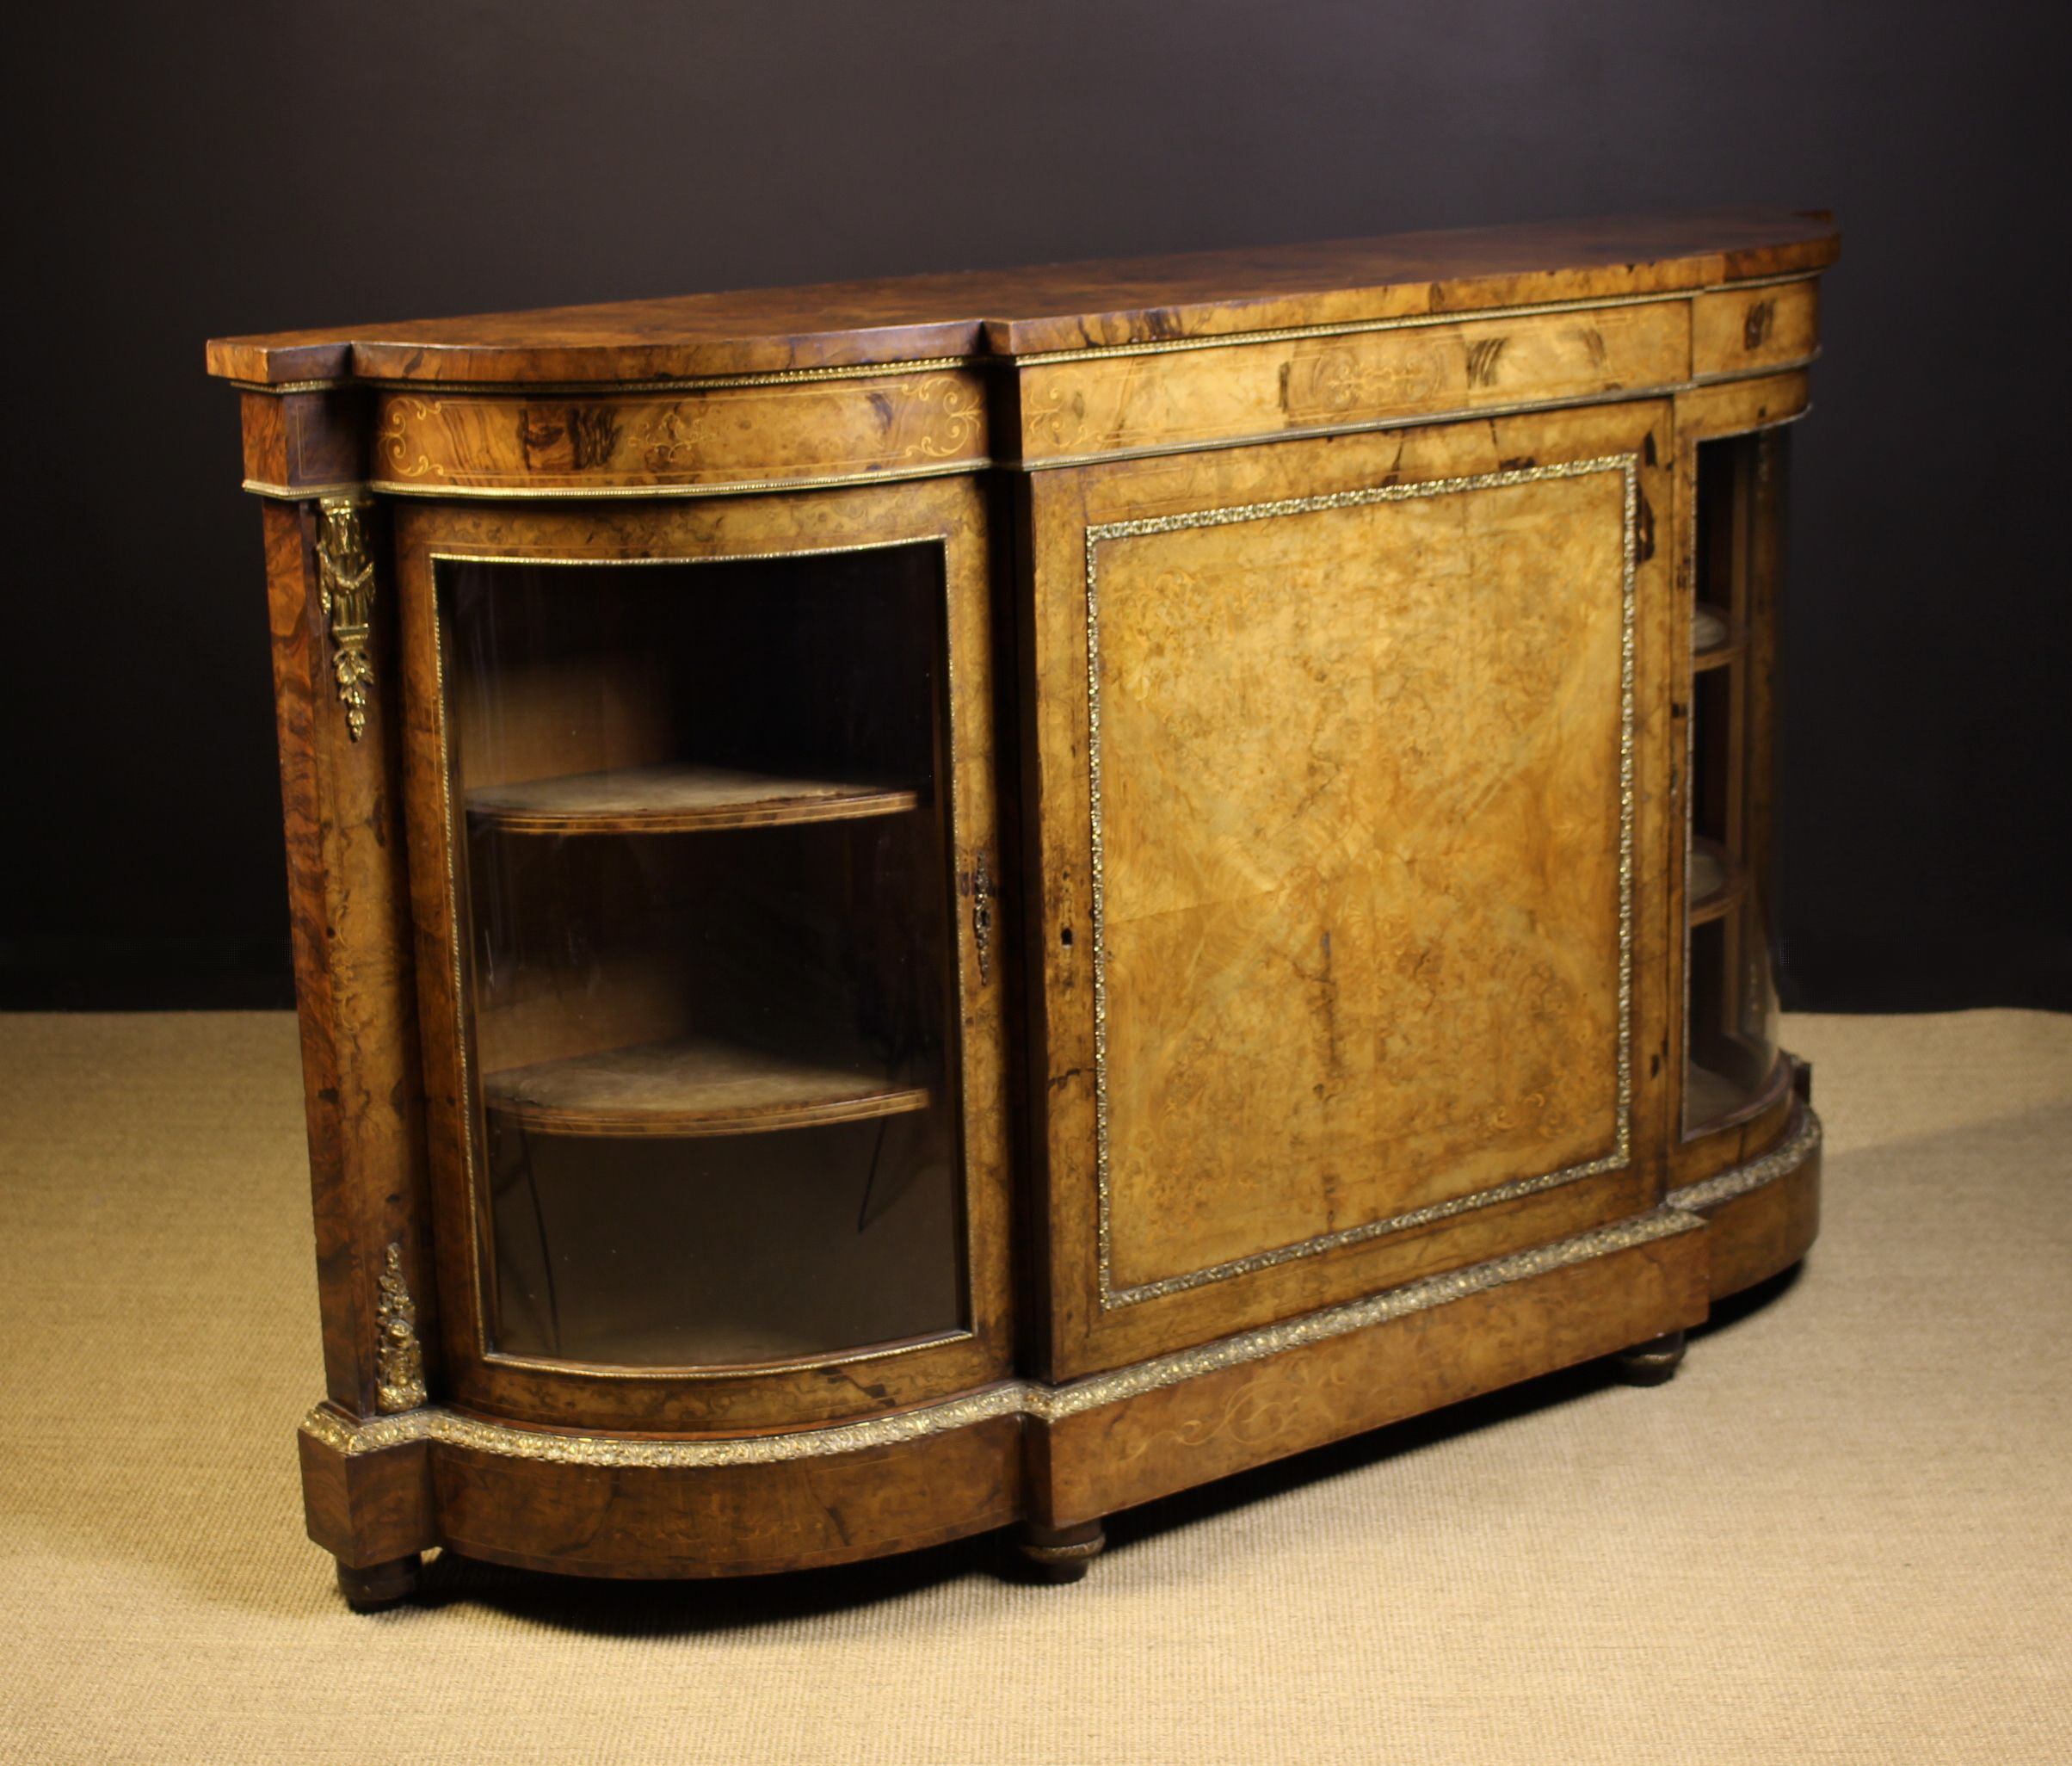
[
  {"xmin": 374, "ymin": 1242, "xmax": 427, "ymax": 1413},
  {"xmin": 315, "ymin": 496, "xmax": 376, "ymax": 741}
]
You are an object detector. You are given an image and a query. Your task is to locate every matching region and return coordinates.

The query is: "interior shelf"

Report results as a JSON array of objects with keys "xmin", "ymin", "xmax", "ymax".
[
  {"xmin": 466, "ymin": 762, "xmax": 922, "ymax": 836},
  {"xmin": 482, "ymin": 1036, "xmax": 931, "ymax": 1138},
  {"xmin": 1692, "ymin": 602, "xmax": 1740, "ymax": 670},
  {"xmin": 520, "ymin": 1318, "xmax": 958, "ymax": 1374},
  {"xmin": 1687, "ymin": 836, "xmax": 1745, "ymax": 923},
  {"xmin": 1684, "ymin": 1061, "xmax": 1755, "ymax": 1132}
]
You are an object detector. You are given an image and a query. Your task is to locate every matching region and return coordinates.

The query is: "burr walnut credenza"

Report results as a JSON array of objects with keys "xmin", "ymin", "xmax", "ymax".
[{"xmin": 207, "ymin": 206, "xmax": 1835, "ymax": 1607}]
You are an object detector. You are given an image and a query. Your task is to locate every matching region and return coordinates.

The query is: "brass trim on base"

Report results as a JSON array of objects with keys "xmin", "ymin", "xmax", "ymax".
[
  {"xmin": 302, "ymin": 1201, "xmax": 1705, "ymax": 1467},
  {"xmin": 304, "ymin": 1100, "xmax": 1822, "ymax": 1472}
]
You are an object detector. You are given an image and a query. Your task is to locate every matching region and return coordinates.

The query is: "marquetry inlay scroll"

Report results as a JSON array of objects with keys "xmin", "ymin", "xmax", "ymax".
[{"xmin": 314, "ymin": 495, "xmax": 377, "ymax": 742}]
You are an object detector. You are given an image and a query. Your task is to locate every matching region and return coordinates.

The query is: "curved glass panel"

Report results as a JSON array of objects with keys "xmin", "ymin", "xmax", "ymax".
[
  {"xmin": 436, "ymin": 546, "xmax": 965, "ymax": 1366},
  {"xmin": 1684, "ymin": 430, "xmax": 1788, "ymax": 1134}
]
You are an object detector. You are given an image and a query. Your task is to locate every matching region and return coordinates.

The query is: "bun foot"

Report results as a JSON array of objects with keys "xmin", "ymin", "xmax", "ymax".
[
  {"xmin": 336, "ymin": 1553, "xmax": 421, "ymax": 1612},
  {"xmin": 1017, "ymin": 1520, "xmax": 1106, "ymax": 1584},
  {"xmin": 1611, "ymin": 1330, "xmax": 1687, "ymax": 1386}
]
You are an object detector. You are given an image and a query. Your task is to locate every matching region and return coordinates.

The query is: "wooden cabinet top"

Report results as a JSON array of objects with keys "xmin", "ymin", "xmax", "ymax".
[{"xmin": 207, "ymin": 206, "xmax": 1837, "ymax": 387}]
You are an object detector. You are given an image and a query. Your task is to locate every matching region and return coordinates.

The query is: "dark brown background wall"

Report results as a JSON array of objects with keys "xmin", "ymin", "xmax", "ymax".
[{"xmin": 6, "ymin": 0, "xmax": 2065, "ymax": 1010}]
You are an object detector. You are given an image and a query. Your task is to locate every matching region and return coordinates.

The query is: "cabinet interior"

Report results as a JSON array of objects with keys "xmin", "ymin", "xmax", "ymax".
[
  {"xmin": 435, "ymin": 544, "xmax": 967, "ymax": 1368},
  {"xmin": 1684, "ymin": 430, "xmax": 1786, "ymax": 1135}
]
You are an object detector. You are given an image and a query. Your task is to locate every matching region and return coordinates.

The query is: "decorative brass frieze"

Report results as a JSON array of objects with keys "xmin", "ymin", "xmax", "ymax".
[
  {"xmin": 314, "ymin": 496, "xmax": 377, "ymax": 741},
  {"xmin": 373, "ymin": 1242, "xmax": 427, "ymax": 1413},
  {"xmin": 302, "ymin": 1197, "xmax": 1726, "ymax": 1467}
]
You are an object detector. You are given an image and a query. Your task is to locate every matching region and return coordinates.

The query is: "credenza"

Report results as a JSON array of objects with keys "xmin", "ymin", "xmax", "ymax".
[{"xmin": 207, "ymin": 206, "xmax": 1835, "ymax": 1606}]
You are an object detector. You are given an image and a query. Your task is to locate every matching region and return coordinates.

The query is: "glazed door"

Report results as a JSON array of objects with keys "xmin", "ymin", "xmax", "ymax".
[
  {"xmin": 393, "ymin": 479, "xmax": 1011, "ymax": 1431},
  {"xmin": 1681, "ymin": 425, "xmax": 1792, "ymax": 1137},
  {"xmin": 1021, "ymin": 404, "xmax": 1679, "ymax": 1377}
]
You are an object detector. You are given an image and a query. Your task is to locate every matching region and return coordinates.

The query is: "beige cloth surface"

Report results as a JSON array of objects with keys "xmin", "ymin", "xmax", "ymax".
[{"xmin": 2, "ymin": 1009, "xmax": 2068, "ymax": 1765}]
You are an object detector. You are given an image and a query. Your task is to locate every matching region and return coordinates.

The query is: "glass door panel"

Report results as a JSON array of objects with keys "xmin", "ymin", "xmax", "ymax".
[
  {"xmin": 1684, "ymin": 430, "xmax": 1787, "ymax": 1133},
  {"xmin": 437, "ymin": 545, "xmax": 965, "ymax": 1368}
]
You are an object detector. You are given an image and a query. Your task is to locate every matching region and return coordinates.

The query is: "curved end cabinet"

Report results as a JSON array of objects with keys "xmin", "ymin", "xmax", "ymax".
[{"xmin": 209, "ymin": 206, "xmax": 1835, "ymax": 1607}]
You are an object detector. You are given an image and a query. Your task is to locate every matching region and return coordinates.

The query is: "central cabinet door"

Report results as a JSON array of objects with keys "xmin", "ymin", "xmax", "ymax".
[
  {"xmin": 393, "ymin": 479, "xmax": 1012, "ymax": 1430},
  {"xmin": 1023, "ymin": 404, "xmax": 1679, "ymax": 1377}
]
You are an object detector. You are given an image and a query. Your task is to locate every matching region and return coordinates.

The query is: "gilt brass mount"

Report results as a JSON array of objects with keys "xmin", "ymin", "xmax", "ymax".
[
  {"xmin": 373, "ymin": 1242, "xmax": 427, "ymax": 1413},
  {"xmin": 315, "ymin": 495, "xmax": 377, "ymax": 741}
]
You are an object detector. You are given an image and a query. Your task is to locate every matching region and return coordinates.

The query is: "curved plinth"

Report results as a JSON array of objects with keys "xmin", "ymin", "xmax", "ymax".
[
  {"xmin": 1669, "ymin": 1096, "xmax": 1823, "ymax": 1299},
  {"xmin": 302, "ymin": 1102, "xmax": 1821, "ymax": 1589}
]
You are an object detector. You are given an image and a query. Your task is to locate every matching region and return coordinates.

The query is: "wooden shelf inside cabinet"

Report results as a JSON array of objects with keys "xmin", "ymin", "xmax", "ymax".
[
  {"xmin": 1692, "ymin": 602, "xmax": 1742, "ymax": 670},
  {"xmin": 1687, "ymin": 836, "xmax": 1747, "ymax": 924},
  {"xmin": 1685, "ymin": 1042, "xmax": 1790, "ymax": 1138},
  {"xmin": 466, "ymin": 763, "xmax": 923, "ymax": 837},
  {"xmin": 548, "ymin": 1321, "xmax": 962, "ymax": 1375},
  {"xmin": 1685, "ymin": 1061, "xmax": 1754, "ymax": 1131},
  {"xmin": 482, "ymin": 1037, "xmax": 930, "ymax": 1138}
]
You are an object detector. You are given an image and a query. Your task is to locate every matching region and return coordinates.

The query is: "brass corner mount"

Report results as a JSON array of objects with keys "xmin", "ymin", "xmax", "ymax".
[
  {"xmin": 373, "ymin": 1241, "xmax": 427, "ymax": 1413},
  {"xmin": 315, "ymin": 495, "xmax": 377, "ymax": 741}
]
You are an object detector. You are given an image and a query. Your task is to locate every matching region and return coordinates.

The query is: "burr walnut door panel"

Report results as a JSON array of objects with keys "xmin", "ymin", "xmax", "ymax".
[{"xmin": 1022, "ymin": 403, "xmax": 1679, "ymax": 1377}]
